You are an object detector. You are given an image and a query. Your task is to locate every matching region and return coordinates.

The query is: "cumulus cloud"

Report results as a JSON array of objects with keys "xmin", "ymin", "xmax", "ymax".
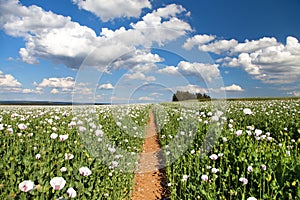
[
  {"xmin": 0, "ymin": 0, "xmax": 100, "ymax": 68},
  {"xmin": 185, "ymin": 33, "xmax": 300, "ymax": 84},
  {"xmin": 37, "ymin": 77, "xmax": 74, "ymax": 89},
  {"xmin": 183, "ymin": 34, "xmax": 216, "ymax": 50},
  {"xmin": 99, "ymin": 83, "xmax": 114, "ymax": 90},
  {"xmin": 111, "ymin": 50, "xmax": 163, "ymax": 72},
  {"xmin": 33, "ymin": 76, "xmax": 96, "ymax": 95},
  {"xmin": 231, "ymin": 37, "xmax": 280, "ymax": 54},
  {"xmin": 153, "ymin": 3, "xmax": 186, "ymax": 18},
  {"xmin": 0, "ymin": 0, "xmax": 70, "ymax": 37},
  {"xmin": 175, "ymin": 84, "xmax": 208, "ymax": 94},
  {"xmin": 0, "ymin": 71, "xmax": 43, "ymax": 94},
  {"xmin": 72, "ymin": 0, "xmax": 151, "ymax": 21},
  {"xmin": 0, "ymin": 70, "xmax": 22, "ymax": 88},
  {"xmin": 157, "ymin": 66, "xmax": 178, "ymax": 75},
  {"xmin": 0, "ymin": 71, "xmax": 39, "ymax": 94},
  {"xmin": 0, "ymin": 1, "xmax": 191, "ymax": 70},
  {"xmin": 198, "ymin": 39, "xmax": 238, "ymax": 54},
  {"xmin": 185, "ymin": 35, "xmax": 280, "ymax": 55},
  {"xmin": 50, "ymin": 88, "xmax": 59, "ymax": 94},
  {"xmin": 221, "ymin": 36, "xmax": 300, "ymax": 84},
  {"xmin": 124, "ymin": 72, "xmax": 156, "ymax": 81},
  {"xmin": 102, "ymin": 4, "xmax": 192, "ymax": 47},
  {"xmin": 22, "ymin": 88, "xmax": 37, "ymax": 94},
  {"xmin": 220, "ymin": 84, "xmax": 244, "ymax": 92},
  {"xmin": 158, "ymin": 61, "xmax": 220, "ymax": 82}
]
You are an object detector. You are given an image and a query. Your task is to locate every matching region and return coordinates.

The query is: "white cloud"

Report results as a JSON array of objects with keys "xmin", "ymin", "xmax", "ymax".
[
  {"xmin": 133, "ymin": 4, "xmax": 186, "ymax": 29},
  {"xmin": 158, "ymin": 61, "xmax": 220, "ymax": 82},
  {"xmin": 0, "ymin": 1, "xmax": 191, "ymax": 69},
  {"xmin": 0, "ymin": 0, "xmax": 100, "ymax": 68},
  {"xmin": 222, "ymin": 36, "xmax": 300, "ymax": 84},
  {"xmin": 138, "ymin": 96, "xmax": 154, "ymax": 101},
  {"xmin": 111, "ymin": 50, "xmax": 163, "ymax": 72},
  {"xmin": 20, "ymin": 23, "xmax": 100, "ymax": 67},
  {"xmin": 72, "ymin": 0, "xmax": 151, "ymax": 22},
  {"xmin": 75, "ymin": 86, "xmax": 93, "ymax": 95},
  {"xmin": 177, "ymin": 61, "xmax": 220, "ymax": 81},
  {"xmin": 183, "ymin": 34, "xmax": 216, "ymax": 50},
  {"xmin": 130, "ymin": 63, "xmax": 158, "ymax": 73},
  {"xmin": 198, "ymin": 39, "xmax": 238, "ymax": 54},
  {"xmin": 189, "ymin": 33, "xmax": 300, "ymax": 84},
  {"xmin": 22, "ymin": 88, "xmax": 40, "ymax": 94},
  {"xmin": 124, "ymin": 72, "xmax": 156, "ymax": 81},
  {"xmin": 216, "ymin": 56, "xmax": 239, "ymax": 67},
  {"xmin": 175, "ymin": 84, "xmax": 208, "ymax": 94},
  {"xmin": 99, "ymin": 83, "xmax": 114, "ymax": 90},
  {"xmin": 154, "ymin": 4, "xmax": 186, "ymax": 18},
  {"xmin": 0, "ymin": 71, "xmax": 38, "ymax": 94},
  {"xmin": 220, "ymin": 84, "xmax": 244, "ymax": 92},
  {"xmin": 22, "ymin": 89, "xmax": 32, "ymax": 93},
  {"xmin": 157, "ymin": 66, "xmax": 178, "ymax": 75},
  {"xmin": 32, "ymin": 77, "xmax": 90, "ymax": 95},
  {"xmin": 0, "ymin": 70, "xmax": 22, "ymax": 88},
  {"xmin": 38, "ymin": 77, "xmax": 74, "ymax": 89},
  {"xmin": 102, "ymin": 4, "xmax": 192, "ymax": 47},
  {"xmin": 50, "ymin": 88, "xmax": 59, "ymax": 94},
  {"xmin": 150, "ymin": 92, "xmax": 163, "ymax": 96},
  {"xmin": 188, "ymin": 36, "xmax": 279, "ymax": 55},
  {"xmin": 0, "ymin": 0, "xmax": 70, "ymax": 37},
  {"xmin": 231, "ymin": 37, "xmax": 280, "ymax": 54},
  {"xmin": 126, "ymin": 50, "xmax": 162, "ymax": 64}
]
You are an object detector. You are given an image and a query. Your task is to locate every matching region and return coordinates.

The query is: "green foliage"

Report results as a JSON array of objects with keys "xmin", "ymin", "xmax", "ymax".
[
  {"xmin": 1, "ymin": 99, "xmax": 299, "ymax": 199},
  {"xmin": 154, "ymin": 100, "xmax": 300, "ymax": 200},
  {"xmin": 172, "ymin": 91, "xmax": 211, "ymax": 102},
  {"xmin": 0, "ymin": 105, "xmax": 149, "ymax": 199}
]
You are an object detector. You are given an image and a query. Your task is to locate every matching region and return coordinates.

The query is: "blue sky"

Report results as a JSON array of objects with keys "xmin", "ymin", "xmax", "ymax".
[{"xmin": 0, "ymin": 0, "xmax": 299, "ymax": 103}]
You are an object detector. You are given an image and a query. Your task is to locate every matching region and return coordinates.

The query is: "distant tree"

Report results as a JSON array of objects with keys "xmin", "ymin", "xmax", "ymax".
[
  {"xmin": 172, "ymin": 90, "xmax": 210, "ymax": 102},
  {"xmin": 203, "ymin": 93, "xmax": 211, "ymax": 99},
  {"xmin": 196, "ymin": 93, "xmax": 203, "ymax": 99},
  {"xmin": 172, "ymin": 93, "xmax": 178, "ymax": 101},
  {"xmin": 172, "ymin": 91, "xmax": 195, "ymax": 101}
]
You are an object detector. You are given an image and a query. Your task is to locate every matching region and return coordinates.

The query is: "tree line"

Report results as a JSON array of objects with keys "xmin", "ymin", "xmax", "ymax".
[{"xmin": 172, "ymin": 91, "xmax": 211, "ymax": 101}]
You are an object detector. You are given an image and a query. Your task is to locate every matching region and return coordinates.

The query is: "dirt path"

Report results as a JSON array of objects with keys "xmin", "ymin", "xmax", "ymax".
[{"xmin": 131, "ymin": 109, "xmax": 168, "ymax": 200}]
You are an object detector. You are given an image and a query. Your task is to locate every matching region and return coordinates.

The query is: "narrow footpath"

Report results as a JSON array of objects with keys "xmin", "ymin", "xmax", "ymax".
[{"xmin": 131, "ymin": 109, "xmax": 168, "ymax": 200}]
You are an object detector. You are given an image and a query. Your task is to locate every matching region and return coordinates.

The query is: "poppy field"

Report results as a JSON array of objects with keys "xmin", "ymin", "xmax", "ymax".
[
  {"xmin": 0, "ymin": 105, "xmax": 149, "ymax": 199},
  {"xmin": 154, "ymin": 99, "xmax": 300, "ymax": 200},
  {"xmin": 1, "ymin": 99, "xmax": 300, "ymax": 200}
]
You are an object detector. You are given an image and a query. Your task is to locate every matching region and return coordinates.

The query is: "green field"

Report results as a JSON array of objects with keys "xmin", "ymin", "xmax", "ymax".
[{"xmin": 1, "ymin": 99, "xmax": 299, "ymax": 199}]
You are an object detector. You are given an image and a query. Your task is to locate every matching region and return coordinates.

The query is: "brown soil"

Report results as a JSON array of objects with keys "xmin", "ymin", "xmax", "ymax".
[{"xmin": 131, "ymin": 109, "xmax": 169, "ymax": 200}]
